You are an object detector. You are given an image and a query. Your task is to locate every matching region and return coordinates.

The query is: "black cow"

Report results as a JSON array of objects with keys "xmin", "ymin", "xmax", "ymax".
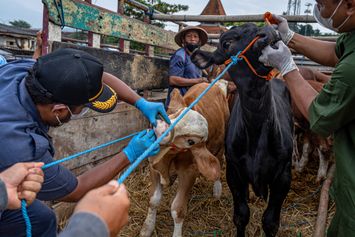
[{"xmin": 191, "ymin": 23, "xmax": 293, "ymax": 237}]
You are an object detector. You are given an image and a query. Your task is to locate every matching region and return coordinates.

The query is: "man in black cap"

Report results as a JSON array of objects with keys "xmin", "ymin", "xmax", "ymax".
[
  {"xmin": 0, "ymin": 48, "xmax": 168, "ymax": 236},
  {"xmin": 166, "ymin": 26, "xmax": 209, "ymax": 107}
]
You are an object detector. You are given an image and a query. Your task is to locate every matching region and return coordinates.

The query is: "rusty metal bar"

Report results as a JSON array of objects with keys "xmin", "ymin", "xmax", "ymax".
[
  {"xmin": 143, "ymin": 11, "xmax": 154, "ymax": 57},
  {"xmin": 117, "ymin": 0, "xmax": 129, "ymax": 53},
  {"xmin": 207, "ymin": 35, "xmax": 337, "ymax": 42},
  {"xmin": 151, "ymin": 14, "xmax": 316, "ymax": 23},
  {"xmin": 117, "ymin": 0, "xmax": 124, "ymax": 14},
  {"xmin": 42, "ymin": 6, "xmax": 49, "ymax": 55},
  {"xmin": 85, "ymin": 0, "xmax": 94, "ymax": 47}
]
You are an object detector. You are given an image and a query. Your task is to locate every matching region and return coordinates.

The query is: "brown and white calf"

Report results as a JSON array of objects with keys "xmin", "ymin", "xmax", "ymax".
[
  {"xmin": 140, "ymin": 82, "xmax": 229, "ymax": 237},
  {"xmin": 291, "ymin": 79, "xmax": 334, "ymax": 181}
]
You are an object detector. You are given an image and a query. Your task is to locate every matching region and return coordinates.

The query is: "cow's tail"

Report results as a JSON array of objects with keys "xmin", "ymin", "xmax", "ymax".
[
  {"xmin": 252, "ymin": 180, "xmax": 269, "ymax": 201},
  {"xmin": 252, "ymin": 161, "xmax": 269, "ymax": 201}
]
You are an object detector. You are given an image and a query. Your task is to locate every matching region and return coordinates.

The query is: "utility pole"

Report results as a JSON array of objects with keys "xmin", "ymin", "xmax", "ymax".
[
  {"xmin": 287, "ymin": 0, "xmax": 302, "ymax": 32},
  {"xmin": 287, "ymin": 0, "xmax": 302, "ymax": 15},
  {"xmin": 304, "ymin": 2, "xmax": 312, "ymax": 36}
]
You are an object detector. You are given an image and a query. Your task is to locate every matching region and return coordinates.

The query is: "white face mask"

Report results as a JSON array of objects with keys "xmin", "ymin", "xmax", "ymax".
[
  {"xmin": 313, "ymin": 0, "xmax": 351, "ymax": 32},
  {"xmin": 66, "ymin": 106, "xmax": 89, "ymax": 119}
]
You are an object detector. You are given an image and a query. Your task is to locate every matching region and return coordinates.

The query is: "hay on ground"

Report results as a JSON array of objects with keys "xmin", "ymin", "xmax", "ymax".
[{"xmin": 118, "ymin": 157, "xmax": 335, "ymax": 237}]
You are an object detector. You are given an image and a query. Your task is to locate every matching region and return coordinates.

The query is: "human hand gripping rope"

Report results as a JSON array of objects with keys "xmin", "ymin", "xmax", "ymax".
[{"xmin": 21, "ymin": 132, "xmax": 140, "ymax": 237}]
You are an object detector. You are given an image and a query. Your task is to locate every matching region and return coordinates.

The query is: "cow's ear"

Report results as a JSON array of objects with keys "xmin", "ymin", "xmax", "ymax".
[
  {"xmin": 254, "ymin": 25, "xmax": 281, "ymax": 51},
  {"xmin": 168, "ymin": 89, "xmax": 186, "ymax": 114},
  {"xmin": 191, "ymin": 50, "xmax": 215, "ymax": 69},
  {"xmin": 190, "ymin": 144, "xmax": 220, "ymax": 181}
]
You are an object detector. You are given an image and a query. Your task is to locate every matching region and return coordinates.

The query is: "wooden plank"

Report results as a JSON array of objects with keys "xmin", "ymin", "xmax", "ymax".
[
  {"xmin": 49, "ymin": 90, "xmax": 166, "ymax": 172},
  {"xmin": 52, "ymin": 41, "xmax": 169, "ymax": 90},
  {"xmin": 42, "ymin": 0, "xmax": 178, "ymax": 50},
  {"xmin": 42, "ymin": 0, "xmax": 215, "ymax": 51},
  {"xmin": 49, "ymin": 103, "xmax": 150, "ymax": 171}
]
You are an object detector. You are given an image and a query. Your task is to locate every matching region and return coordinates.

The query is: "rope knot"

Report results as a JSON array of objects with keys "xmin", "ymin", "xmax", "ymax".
[{"xmin": 230, "ymin": 51, "xmax": 243, "ymax": 65}]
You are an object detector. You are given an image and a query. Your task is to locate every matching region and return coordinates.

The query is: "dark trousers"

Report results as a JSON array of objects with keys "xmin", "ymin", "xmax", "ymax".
[{"xmin": 0, "ymin": 199, "xmax": 57, "ymax": 237}]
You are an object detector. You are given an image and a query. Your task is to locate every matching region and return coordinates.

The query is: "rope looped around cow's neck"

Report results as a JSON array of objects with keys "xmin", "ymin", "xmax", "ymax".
[{"xmin": 224, "ymin": 36, "xmax": 276, "ymax": 81}]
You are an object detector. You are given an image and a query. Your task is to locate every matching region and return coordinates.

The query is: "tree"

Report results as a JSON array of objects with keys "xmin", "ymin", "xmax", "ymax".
[
  {"xmin": 224, "ymin": 22, "xmax": 266, "ymax": 28},
  {"xmin": 9, "ymin": 20, "xmax": 31, "ymax": 29},
  {"xmin": 293, "ymin": 24, "xmax": 337, "ymax": 37},
  {"xmin": 296, "ymin": 24, "xmax": 320, "ymax": 36},
  {"xmin": 124, "ymin": 0, "xmax": 188, "ymax": 28},
  {"xmin": 102, "ymin": 0, "xmax": 189, "ymax": 50}
]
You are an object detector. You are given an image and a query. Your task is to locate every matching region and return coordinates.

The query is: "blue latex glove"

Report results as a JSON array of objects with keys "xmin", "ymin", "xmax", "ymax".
[
  {"xmin": 123, "ymin": 130, "xmax": 160, "ymax": 163},
  {"xmin": 135, "ymin": 98, "xmax": 171, "ymax": 127}
]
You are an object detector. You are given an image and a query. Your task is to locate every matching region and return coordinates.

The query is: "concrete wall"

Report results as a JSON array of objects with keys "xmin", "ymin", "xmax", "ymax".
[{"xmin": 52, "ymin": 42, "xmax": 170, "ymax": 90}]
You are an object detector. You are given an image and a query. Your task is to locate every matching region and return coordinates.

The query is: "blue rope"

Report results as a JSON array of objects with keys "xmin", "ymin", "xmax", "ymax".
[
  {"xmin": 21, "ymin": 200, "xmax": 31, "ymax": 237},
  {"xmin": 118, "ymin": 51, "xmax": 243, "ymax": 184},
  {"xmin": 42, "ymin": 132, "xmax": 140, "ymax": 169},
  {"xmin": 22, "ymin": 131, "xmax": 140, "ymax": 237}
]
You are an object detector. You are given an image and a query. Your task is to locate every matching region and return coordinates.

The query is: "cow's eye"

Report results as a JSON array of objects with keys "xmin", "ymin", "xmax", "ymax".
[
  {"xmin": 222, "ymin": 41, "xmax": 231, "ymax": 50},
  {"xmin": 187, "ymin": 139, "xmax": 195, "ymax": 146}
]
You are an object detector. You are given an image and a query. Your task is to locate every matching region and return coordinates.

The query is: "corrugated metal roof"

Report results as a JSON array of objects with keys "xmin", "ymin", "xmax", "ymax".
[{"xmin": 0, "ymin": 23, "xmax": 38, "ymax": 37}]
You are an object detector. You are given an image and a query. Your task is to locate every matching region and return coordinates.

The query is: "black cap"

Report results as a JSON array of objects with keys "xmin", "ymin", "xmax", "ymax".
[{"xmin": 32, "ymin": 48, "xmax": 117, "ymax": 113}]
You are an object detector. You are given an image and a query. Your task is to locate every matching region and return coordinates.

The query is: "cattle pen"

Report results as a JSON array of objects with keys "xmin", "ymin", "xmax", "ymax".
[{"xmin": 36, "ymin": 0, "xmax": 336, "ymax": 236}]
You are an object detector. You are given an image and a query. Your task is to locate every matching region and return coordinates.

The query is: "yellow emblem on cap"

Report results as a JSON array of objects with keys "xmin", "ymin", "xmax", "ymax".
[{"xmin": 92, "ymin": 88, "xmax": 117, "ymax": 111}]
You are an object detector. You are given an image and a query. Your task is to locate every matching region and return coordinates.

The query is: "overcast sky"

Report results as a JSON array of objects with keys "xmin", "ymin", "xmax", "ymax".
[{"xmin": 0, "ymin": 0, "xmax": 326, "ymax": 32}]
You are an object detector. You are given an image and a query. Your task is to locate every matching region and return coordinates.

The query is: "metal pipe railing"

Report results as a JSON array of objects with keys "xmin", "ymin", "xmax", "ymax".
[
  {"xmin": 151, "ymin": 14, "xmax": 316, "ymax": 23},
  {"xmin": 207, "ymin": 35, "xmax": 337, "ymax": 42}
]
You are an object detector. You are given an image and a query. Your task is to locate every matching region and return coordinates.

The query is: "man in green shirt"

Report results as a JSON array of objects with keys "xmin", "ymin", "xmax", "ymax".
[{"xmin": 258, "ymin": 0, "xmax": 355, "ymax": 236}]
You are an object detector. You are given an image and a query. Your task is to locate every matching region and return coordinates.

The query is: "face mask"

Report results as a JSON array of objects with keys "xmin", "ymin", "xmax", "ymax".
[
  {"xmin": 67, "ymin": 106, "xmax": 89, "ymax": 119},
  {"xmin": 313, "ymin": 0, "xmax": 351, "ymax": 32},
  {"xmin": 185, "ymin": 43, "xmax": 200, "ymax": 52}
]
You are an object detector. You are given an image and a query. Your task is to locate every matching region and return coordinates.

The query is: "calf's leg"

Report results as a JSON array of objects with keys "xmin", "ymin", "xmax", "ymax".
[
  {"xmin": 226, "ymin": 161, "xmax": 249, "ymax": 237},
  {"xmin": 171, "ymin": 165, "xmax": 197, "ymax": 237},
  {"xmin": 297, "ymin": 134, "xmax": 311, "ymax": 172},
  {"xmin": 262, "ymin": 162, "xmax": 291, "ymax": 237},
  {"xmin": 140, "ymin": 169, "xmax": 163, "ymax": 237}
]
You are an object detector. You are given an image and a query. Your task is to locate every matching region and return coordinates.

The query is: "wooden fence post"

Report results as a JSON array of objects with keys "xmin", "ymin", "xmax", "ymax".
[
  {"xmin": 117, "ymin": 0, "xmax": 130, "ymax": 53},
  {"xmin": 85, "ymin": 0, "xmax": 100, "ymax": 48}
]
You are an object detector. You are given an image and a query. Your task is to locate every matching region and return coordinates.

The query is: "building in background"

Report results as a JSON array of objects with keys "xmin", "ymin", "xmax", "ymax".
[
  {"xmin": 0, "ymin": 23, "xmax": 38, "ymax": 59},
  {"xmin": 198, "ymin": 0, "xmax": 227, "ymax": 35}
]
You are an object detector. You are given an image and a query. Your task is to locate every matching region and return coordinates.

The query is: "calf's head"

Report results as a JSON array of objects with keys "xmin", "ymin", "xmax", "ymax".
[
  {"xmin": 191, "ymin": 23, "xmax": 280, "ymax": 85},
  {"xmin": 153, "ymin": 89, "xmax": 221, "ymax": 181}
]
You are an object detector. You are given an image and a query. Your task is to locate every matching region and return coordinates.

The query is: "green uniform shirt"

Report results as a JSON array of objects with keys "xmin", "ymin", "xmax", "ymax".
[{"xmin": 309, "ymin": 31, "xmax": 355, "ymax": 236}]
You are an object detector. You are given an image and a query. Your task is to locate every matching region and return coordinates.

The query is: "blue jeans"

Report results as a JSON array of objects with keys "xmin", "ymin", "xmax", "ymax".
[{"xmin": 0, "ymin": 199, "xmax": 57, "ymax": 237}]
